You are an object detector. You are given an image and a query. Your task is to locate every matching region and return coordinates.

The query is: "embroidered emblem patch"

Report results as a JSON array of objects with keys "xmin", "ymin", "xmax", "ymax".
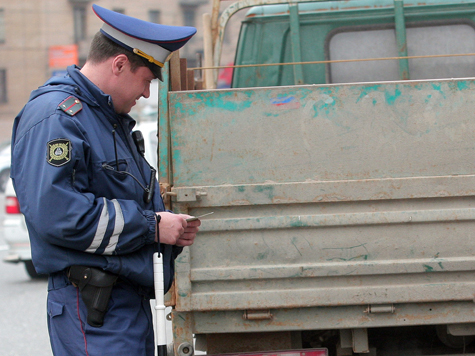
[{"xmin": 47, "ymin": 139, "xmax": 71, "ymax": 167}]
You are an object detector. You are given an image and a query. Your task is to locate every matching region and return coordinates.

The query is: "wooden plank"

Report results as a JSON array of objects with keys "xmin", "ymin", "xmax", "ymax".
[
  {"xmin": 180, "ymin": 58, "xmax": 188, "ymax": 90},
  {"xmin": 211, "ymin": 0, "xmax": 221, "ymax": 48},
  {"xmin": 203, "ymin": 13, "xmax": 216, "ymax": 89},
  {"xmin": 187, "ymin": 68, "xmax": 195, "ymax": 90},
  {"xmin": 170, "ymin": 51, "xmax": 181, "ymax": 91},
  {"xmin": 195, "ymin": 79, "xmax": 203, "ymax": 90}
]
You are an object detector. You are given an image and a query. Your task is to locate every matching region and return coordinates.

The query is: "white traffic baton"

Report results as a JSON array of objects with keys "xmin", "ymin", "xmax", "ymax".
[{"xmin": 153, "ymin": 251, "xmax": 167, "ymax": 356}]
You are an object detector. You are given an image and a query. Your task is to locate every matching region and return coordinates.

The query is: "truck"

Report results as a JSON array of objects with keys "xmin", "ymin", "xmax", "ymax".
[{"xmin": 153, "ymin": 0, "xmax": 475, "ymax": 355}]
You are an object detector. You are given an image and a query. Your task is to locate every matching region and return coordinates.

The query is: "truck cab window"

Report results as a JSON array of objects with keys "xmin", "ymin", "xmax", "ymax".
[{"xmin": 329, "ymin": 23, "xmax": 475, "ymax": 83}]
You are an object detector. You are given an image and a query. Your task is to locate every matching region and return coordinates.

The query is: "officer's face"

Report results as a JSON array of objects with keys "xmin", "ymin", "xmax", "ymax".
[{"xmin": 114, "ymin": 63, "xmax": 155, "ymax": 114}]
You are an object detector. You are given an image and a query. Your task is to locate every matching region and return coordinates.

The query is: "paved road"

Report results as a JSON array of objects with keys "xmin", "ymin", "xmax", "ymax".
[{"xmin": 0, "ymin": 237, "xmax": 52, "ymax": 355}]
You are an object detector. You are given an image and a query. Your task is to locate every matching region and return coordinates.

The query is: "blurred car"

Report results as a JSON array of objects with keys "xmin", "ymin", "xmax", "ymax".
[
  {"xmin": 2, "ymin": 177, "xmax": 39, "ymax": 278},
  {"xmin": 0, "ymin": 143, "xmax": 11, "ymax": 192},
  {"xmin": 2, "ymin": 122, "xmax": 158, "ymax": 278},
  {"xmin": 135, "ymin": 121, "xmax": 158, "ymax": 167}
]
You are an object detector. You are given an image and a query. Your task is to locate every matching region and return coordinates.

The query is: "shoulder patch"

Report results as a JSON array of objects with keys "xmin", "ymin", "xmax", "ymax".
[
  {"xmin": 59, "ymin": 96, "xmax": 82, "ymax": 116},
  {"xmin": 47, "ymin": 139, "xmax": 72, "ymax": 167}
]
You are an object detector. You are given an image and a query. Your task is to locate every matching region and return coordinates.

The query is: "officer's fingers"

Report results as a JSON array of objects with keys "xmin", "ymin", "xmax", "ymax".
[
  {"xmin": 156, "ymin": 212, "xmax": 187, "ymax": 244},
  {"xmin": 176, "ymin": 235, "xmax": 196, "ymax": 247},
  {"xmin": 182, "ymin": 230, "xmax": 197, "ymax": 239},
  {"xmin": 184, "ymin": 224, "xmax": 199, "ymax": 233},
  {"xmin": 186, "ymin": 219, "xmax": 201, "ymax": 228},
  {"xmin": 159, "ymin": 212, "xmax": 187, "ymax": 229}
]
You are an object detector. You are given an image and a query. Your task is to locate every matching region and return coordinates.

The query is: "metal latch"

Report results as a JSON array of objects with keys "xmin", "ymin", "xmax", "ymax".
[
  {"xmin": 243, "ymin": 310, "xmax": 273, "ymax": 320},
  {"xmin": 166, "ymin": 188, "xmax": 207, "ymax": 202}
]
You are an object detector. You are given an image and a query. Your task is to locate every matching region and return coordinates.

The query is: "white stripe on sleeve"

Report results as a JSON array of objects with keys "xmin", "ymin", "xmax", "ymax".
[
  {"xmin": 86, "ymin": 197, "xmax": 109, "ymax": 253},
  {"xmin": 103, "ymin": 199, "xmax": 124, "ymax": 255}
]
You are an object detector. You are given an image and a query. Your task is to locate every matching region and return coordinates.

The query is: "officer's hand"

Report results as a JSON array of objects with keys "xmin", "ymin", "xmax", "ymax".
[
  {"xmin": 176, "ymin": 214, "xmax": 200, "ymax": 247},
  {"xmin": 156, "ymin": 212, "xmax": 200, "ymax": 246}
]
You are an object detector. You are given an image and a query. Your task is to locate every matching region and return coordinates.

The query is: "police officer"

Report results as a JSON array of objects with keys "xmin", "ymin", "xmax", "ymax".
[{"xmin": 11, "ymin": 5, "xmax": 199, "ymax": 356}]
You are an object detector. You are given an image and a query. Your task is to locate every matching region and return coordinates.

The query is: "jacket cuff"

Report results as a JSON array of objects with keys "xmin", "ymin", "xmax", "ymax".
[{"xmin": 145, "ymin": 210, "xmax": 158, "ymax": 244}]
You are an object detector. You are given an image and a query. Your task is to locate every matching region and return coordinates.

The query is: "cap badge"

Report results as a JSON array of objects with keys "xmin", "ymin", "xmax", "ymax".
[{"xmin": 133, "ymin": 48, "xmax": 164, "ymax": 68}]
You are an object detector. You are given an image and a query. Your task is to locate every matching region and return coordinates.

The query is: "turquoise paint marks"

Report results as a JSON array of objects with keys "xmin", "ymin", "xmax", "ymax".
[
  {"xmin": 323, "ymin": 243, "xmax": 369, "ymax": 262},
  {"xmin": 432, "ymin": 83, "xmax": 442, "ymax": 91},
  {"xmin": 322, "ymin": 243, "xmax": 368, "ymax": 251},
  {"xmin": 327, "ymin": 255, "xmax": 368, "ymax": 262},
  {"xmin": 171, "ymin": 90, "xmax": 254, "ymax": 117},
  {"xmin": 356, "ymin": 84, "xmax": 382, "ymax": 103},
  {"xmin": 290, "ymin": 219, "xmax": 307, "ymax": 228},
  {"xmin": 206, "ymin": 91, "xmax": 254, "ymax": 112},
  {"xmin": 457, "ymin": 81, "xmax": 470, "ymax": 91},
  {"xmin": 172, "ymin": 100, "xmax": 184, "ymax": 113},
  {"xmin": 319, "ymin": 86, "xmax": 339, "ymax": 96},
  {"xmin": 445, "ymin": 80, "xmax": 472, "ymax": 92},
  {"xmin": 254, "ymin": 184, "xmax": 275, "ymax": 200},
  {"xmin": 385, "ymin": 88, "xmax": 402, "ymax": 105},
  {"xmin": 431, "ymin": 83, "xmax": 447, "ymax": 100},
  {"xmin": 431, "ymin": 253, "xmax": 445, "ymax": 270},
  {"xmin": 423, "ymin": 264, "xmax": 434, "ymax": 272},
  {"xmin": 256, "ymin": 251, "xmax": 269, "ymax": 260},
  {"xmin": 290, "ymin": 237, "xmax": 303, "ymax": 256}
]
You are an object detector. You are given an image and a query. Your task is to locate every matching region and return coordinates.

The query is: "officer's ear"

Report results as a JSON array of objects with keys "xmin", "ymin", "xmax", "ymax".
[{"xmin": 111, "ymin": 54, "xmax": 129, "ymax": 76}]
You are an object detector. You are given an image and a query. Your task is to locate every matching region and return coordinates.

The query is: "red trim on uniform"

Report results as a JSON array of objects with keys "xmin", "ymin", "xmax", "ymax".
[
  {"xmin": 76, "ymin": 288, "xmax": 90, "ymax": 356},
  {"xmin": 65, "ymin": 102, "xmax": 77, "ymax": 112}
]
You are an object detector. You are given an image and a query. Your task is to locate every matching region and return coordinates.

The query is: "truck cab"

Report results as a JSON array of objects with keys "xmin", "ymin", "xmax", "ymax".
[{"xmin": 231, "ymin": 0, "xmax": 475, "ymax": 87}]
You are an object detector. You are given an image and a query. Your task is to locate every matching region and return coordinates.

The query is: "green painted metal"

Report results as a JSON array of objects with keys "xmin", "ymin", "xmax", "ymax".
[
  {"xmin": 157, "ymin": 62, "xmax": 171, "ymax": 184},
  {"xmin": 394, "ymin": 0, "xmax": 410, "ymax": 79},
  {"xmin": 289, "ymin": 3, "xmax": 304, "ymax": 85},
  {"xmin": 231, "ymin": 0, "xmax": 475, "ymax": 87}
]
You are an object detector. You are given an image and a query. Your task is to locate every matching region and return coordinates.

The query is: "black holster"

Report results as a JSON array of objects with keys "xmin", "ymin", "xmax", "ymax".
[{"xmin": 67, "ymin": 266, "xmax": 119, "ymax": 327}]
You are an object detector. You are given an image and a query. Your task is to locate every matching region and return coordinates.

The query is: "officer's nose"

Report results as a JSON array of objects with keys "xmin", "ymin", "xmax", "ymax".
[{"xmin": 142, "ymin": 85, "xmax": 151, "ymax": 99}]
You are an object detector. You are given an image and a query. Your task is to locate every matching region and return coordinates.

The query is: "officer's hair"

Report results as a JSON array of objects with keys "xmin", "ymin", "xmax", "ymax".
[{"xmin": 87, "ymin": 32, "xmax": 148, "ymax": 73}]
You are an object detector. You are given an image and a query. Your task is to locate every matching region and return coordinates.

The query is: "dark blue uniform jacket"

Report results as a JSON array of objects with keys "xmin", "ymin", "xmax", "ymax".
[{"xmin": 11, "ymin": 65, "xmax": 181, "ymax": 291}]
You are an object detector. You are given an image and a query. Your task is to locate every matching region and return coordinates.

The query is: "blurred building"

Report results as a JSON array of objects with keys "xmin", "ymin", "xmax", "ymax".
[{"xmin": 0, "ymin": 0, "xmax": 210, "ymax": 141}]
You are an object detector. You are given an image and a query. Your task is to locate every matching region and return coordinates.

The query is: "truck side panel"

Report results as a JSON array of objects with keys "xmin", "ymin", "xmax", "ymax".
[{"xmin": 167, "ymin": 79, "xmax": 475, "ymax": 337}]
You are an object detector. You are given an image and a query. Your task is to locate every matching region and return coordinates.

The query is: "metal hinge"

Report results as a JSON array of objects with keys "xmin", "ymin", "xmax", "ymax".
[
  {"xmin": 243, "ymin": 309, "xmax": 273, "ymax": 320},
  {"xmin": 365, "ymin": 304, "xmax": 396, "ymax": 314}
]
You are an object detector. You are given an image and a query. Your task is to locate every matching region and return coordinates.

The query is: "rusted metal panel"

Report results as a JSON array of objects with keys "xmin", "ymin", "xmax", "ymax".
[
  {"xmin": 168, "ymin": 78, "xmax": 475, "ymax": 329},
  {"xmin": 191, "ymin": 301, "xmax": 475, "ymax": 333},
  {"xmin": 170, "ymin": 79, "xmax": 475, "ymax": 187}
]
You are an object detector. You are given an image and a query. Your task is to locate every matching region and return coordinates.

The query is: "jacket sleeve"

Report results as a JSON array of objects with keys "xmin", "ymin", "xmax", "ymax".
[{"xmin": 11, "ymin": 110, "xmax": 157, "ymax": 256}]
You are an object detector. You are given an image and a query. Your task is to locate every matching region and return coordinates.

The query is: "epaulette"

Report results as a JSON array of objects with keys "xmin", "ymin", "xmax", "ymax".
[{"xmin": 59, "ymin": 96, "xmax": 83, "ymax": 116}]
